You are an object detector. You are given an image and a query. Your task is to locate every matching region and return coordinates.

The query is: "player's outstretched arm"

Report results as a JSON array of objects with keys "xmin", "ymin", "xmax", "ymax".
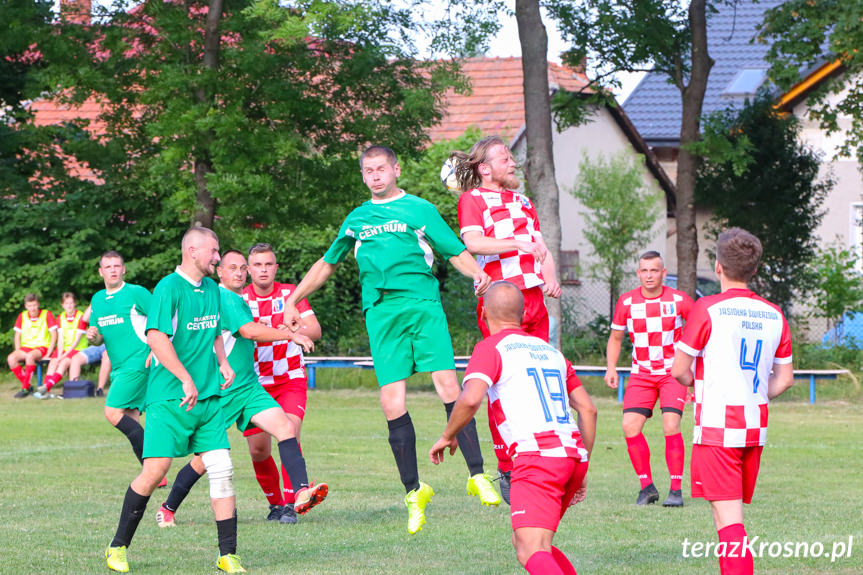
[
  {"xmin": 767, "ymin": 362, "xmax": 794, "ymax": 400},
  {"xmin": 147, "ymin": 329, "xmax": 197, "ymax": 410},
  {"xmin": 569, "ymin": 386, "xmax": 597, "ymax": 457},
  {"xmin": 671, "ymin": 349, "xmax": 695, "ymax": 387},
  {"xmin": 604, "ymin": 329, "xmax": 625, "ymax": 389},
  {"xmin": 238, "ymin": 321, "xmax": 314, "ymax": 352},
  {"xmin": 448, "ymin": 250, "xmax": 492, "ymax": 296},
  {"xmin": 284, "ymin": 258, "xmax": 337, "ymax": 330},
  {"xmin": 430, "ymin": 377, "xmax": 488, "ymax": 464}
]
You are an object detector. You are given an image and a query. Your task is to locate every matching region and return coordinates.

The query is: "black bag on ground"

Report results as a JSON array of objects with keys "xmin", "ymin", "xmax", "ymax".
[{"xmin": 62, "ymin": 379, "xmax": 95, "ymax": 398}]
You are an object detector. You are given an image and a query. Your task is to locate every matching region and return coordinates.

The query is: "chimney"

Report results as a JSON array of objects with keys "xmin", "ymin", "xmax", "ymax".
[{"xmin": 60, "ymin": 0, "xmax": 91, "ymax": 25}]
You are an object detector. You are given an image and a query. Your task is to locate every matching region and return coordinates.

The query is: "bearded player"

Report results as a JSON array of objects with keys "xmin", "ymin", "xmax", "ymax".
[{"xmin": 450, "ymin": 135, "xmax": 561, "ymax": 502}]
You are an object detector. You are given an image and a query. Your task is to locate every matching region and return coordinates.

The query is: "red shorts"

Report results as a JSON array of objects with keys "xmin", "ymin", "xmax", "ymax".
[
  {"xmin": 242, "ymin": 379, "xmax": 308, "ymax": 437},
  {"xmin": 49, "ymin": 349, "xmax": 80, "ymax": 360},
  {"xmin": 20, "ymin": 346, "xmax": 48, "ymax": 358},
  {"xmin": 691, "ymin": 444, "xmax": 763, "ymax": 504},
  {"xmin": 623, "ymin": 374, "xmax": 687, "ymax": 417},
  {"xmin": 478, "ymin": 286, "xmax": 548, "ymax": 341},
  {"xmin": 509, "ymin": 454, "xmax": 588, "ymax": 531}
]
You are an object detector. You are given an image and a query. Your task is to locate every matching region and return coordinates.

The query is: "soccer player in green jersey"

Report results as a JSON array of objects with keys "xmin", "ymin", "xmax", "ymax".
[
  {"xmin": 86, "ymin": 251, "xmax": 167, "ymax": 486},
  {"xmin": 284, "ymin": 145, "xmax": 499, "ymax": 535},
  {"xmin": 154, "ymin": 250, "xmax": 328, "ymax": 528},
  {"xmin": 106, "ymin": 228, "xmax": 243, "ymax": 574}
]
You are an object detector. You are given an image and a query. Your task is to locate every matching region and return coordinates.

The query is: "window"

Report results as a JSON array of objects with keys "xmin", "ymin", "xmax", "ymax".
[
  {"xmin": 722, "ymin": 68, "xmax": 767, "ymax": 98},
  {"xmin": 851, "ymin": 203, "xmax": 863, "ymax": 273},
  {"xmin": 559, "ymin": 250, "xmax": 580, "ymax": 285}
]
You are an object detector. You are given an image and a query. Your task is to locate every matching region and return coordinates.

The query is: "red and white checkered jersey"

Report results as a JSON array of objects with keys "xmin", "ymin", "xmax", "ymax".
[
  {"xmin": 458, "ymin": 188, "xmax": 544, "ymax": 290},
  {"xmin": 611, "ymin": 286, "xmax": 694, "ymax": 376},
  {"xmin": 677, "ymin": 288, "xmax": 792, "ymax": 448},
  {"xmin": 242, "ymin": 282, "xmax": 314, "ymax": 386},
  {"xmin": 464, "ymin": 328, "xmax": 588, "ymax": 461}
]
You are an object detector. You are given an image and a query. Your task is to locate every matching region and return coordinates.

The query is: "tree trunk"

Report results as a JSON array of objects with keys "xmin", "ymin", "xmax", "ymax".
[
  {"xmin": 675, "ymin": 0, "xmax": 713, "ymax": 299},
  {"xmin": 515, "ymin": 0, "xmax": 563, "ymax": 347},
  {"xmin": 192, "ymin": 0, "xmax": 223, "ymax": 228}
]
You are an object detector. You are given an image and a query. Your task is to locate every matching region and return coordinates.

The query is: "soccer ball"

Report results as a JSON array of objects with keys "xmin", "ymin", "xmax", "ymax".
[{"xmin": 440, "ymin": 157, "xmax": 460, "ymax": 192}]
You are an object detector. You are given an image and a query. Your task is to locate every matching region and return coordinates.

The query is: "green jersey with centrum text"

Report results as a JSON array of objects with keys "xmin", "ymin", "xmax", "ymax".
[
  {"xmin": 90, "ymin": 283, "xmax": 151, "ymax": 370},
  {"xmin": 218, "ymin": 285, "xmax": 257, "ymax": 393},
  {"xmin": 146, "ymin": 268, "xmax": 222, "ymax": 405},
  {"xmin": 323, "ymin": 191, "xmax": 466, "ymax": 311}
]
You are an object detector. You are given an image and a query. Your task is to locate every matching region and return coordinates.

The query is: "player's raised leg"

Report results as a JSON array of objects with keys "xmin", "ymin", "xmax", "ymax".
[
  {"xmin": 380, "ymin": 379, "xmax": 434, "ymax": 534},
  {"xmin": 251, "ymin": 406, "xmax": 328, "ymax": 515}
]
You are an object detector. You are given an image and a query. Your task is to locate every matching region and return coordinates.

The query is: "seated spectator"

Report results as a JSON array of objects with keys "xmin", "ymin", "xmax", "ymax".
[
  {"xmin": 8, "ymin": 293, "xmax": 57, "ymax": 398},
  {"xmin": 39, "ymin": 292, "xmax": 88, "ymax": 393}
]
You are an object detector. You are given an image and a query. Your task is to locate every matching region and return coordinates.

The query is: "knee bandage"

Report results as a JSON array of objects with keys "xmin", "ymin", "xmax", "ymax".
[{"xmin": 202, "ymin": 449, "xmax": 234, "ymax": 499}]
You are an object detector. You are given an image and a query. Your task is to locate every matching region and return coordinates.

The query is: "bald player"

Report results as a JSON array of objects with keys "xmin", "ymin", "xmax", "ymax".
[{"xmin": 431, "ymin": 282, "xmax": 596, "ymax": 575}]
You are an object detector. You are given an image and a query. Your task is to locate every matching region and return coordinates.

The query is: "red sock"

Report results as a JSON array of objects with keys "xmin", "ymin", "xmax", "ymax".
[
  {"xmin": 489, "ymin": 400, "xmax": 513, "ymax": 472},
  {"xmin": 625, "ymin": 433, "xmax": 653, "ymax": 488},
  {"xmin": 665, "ymin": 433, "xmax": 684, "ymax": 491},
  {"xmin": 22, "ymin": 365, "xmax": 36, "ymax": 388},
  {"xmin": 11, "ymin": 365, "xmax": 26, "ymax": 385},
  {"xmin": 717, "ymin": 523, "xmax": 753, "ymax": 575},
  {"xmin": 551, "ymin": 546, "xmax": 577, "ymax": 575},
  {"xmin": 252, "ymin": 457, "xmax": 284, "ymax": 506},
  {"xmin": 46, "ymin": 373, "xmax": 62, "ymax": 390},
  {"xmin": 525, "ymin": 551, "xmax": 565, "ymax": 575}
]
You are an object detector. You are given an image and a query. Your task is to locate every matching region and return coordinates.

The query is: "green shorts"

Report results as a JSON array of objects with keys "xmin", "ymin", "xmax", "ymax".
[
  {"xmin": 365, "ymin": 296, "xmax": 455, "ymax": 386},
  {"xmin": 142, "ymin": 396, "xmax": 229, "ymax": 458},
  {"xmin": 105, "ymin": 368, "xmax": 148, "ymax": 412},
  {"xmin": 220, "ymin": 383, "xmax": 280, "ymax": 433}
]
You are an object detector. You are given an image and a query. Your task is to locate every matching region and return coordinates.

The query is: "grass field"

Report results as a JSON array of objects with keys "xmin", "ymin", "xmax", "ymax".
[{"xmin": 1, "ymin": 380, "xmax": 861, "ymax": 575}]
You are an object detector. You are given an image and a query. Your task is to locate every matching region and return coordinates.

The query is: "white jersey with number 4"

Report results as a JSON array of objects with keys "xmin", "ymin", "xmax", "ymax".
[
  {"xmin": 677, "ymin": 288, "xmax": 792, "ymax": 448},
  {"xmin": 464, "ymin": 328, "xmax": 588, "ymax": 461}
]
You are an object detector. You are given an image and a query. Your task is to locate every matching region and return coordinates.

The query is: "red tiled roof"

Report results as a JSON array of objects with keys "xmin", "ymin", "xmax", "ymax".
[
  {"xmin": 428, "ymin": 57, "xmax": 590, "ymax": 143},
  {"xmin": 29, "ymin": 96, "xmax": 108, "ymax": 134}
]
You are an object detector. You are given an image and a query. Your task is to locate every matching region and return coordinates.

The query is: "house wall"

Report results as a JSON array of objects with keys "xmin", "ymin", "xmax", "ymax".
[
  {"xmin": 512, "ymin": 105, "xmax": 669, "ymax": 325},
  {"xmin": 793, "ymin": 90, "xmax": 863, "ymax": 258}
]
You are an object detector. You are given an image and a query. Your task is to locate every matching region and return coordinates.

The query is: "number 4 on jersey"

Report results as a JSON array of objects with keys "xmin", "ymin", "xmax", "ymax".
[{"xmin": 739, "ymin": 338, "xmax": 763, "ymax": 393}]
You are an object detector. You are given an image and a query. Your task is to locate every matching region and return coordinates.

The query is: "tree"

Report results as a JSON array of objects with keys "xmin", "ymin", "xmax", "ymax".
[
  {"xmin": 570, "ymin": 151, "xmax": 662, "ymax": 317},
  {"xmin": 695, "ymin": 96, "xmax": 831, "ymax": 316},
  {"xmin": 547, "ymin": 0, "xmax": 717, "ymax": 300},
  {"xmin": 809, "ymin": 242, "xmax": 863, "ymax": 343},
  {"xmin": 515, "ymin": 0, "xmax": 564, "ymax": 346},
  {"xmin": 760, "ymin": 0, "xmax": 863, "ymax": 162}
]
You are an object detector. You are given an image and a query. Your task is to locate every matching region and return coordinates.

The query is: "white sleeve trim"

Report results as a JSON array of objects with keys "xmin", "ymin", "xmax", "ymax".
[
  {"xmin": 773, "ymin": 355, "xmax": 793, "ymax": 365},
  {"xmin": 676, "ymin": 341, "xmax": 700, "ymax": 357},
  {"xmin": 460, "ymin": 225, "xmax": 484, "ymax": 237},
  {"xmin": 299, "ymin": 310, "xmax": 315, "ymax": 318},
  {"xmin": 463, "ymin": 372, "xmax": 494, "ymax": 387},
  {"xmin": 13, "ymin": 327, "xmax": 21, "ymax": 332},
  {"xmin": 610, "ymin": 323, "xmax": 626, "ymax": 331}
]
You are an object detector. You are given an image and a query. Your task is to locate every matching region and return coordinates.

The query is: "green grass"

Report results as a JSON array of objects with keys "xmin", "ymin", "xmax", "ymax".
[{"xmin": 1, "ymin": 380, "xmax": 861, "ymax": 574}]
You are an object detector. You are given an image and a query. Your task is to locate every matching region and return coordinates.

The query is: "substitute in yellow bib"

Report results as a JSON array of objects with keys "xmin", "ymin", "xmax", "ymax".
[
  {"xmin": 40, "ymin": 292, "xmax": 89, "ymax": 394},
  {"xmin": 8, "ymin": 293, "xmax": 57, "ymax": 397}
]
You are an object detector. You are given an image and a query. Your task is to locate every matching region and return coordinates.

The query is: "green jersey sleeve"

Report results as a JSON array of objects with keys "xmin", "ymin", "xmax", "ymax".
[
  {"xmin": 221, "ymin": 289, "xmax": 253, "ymax": 337},
  {"xmin": 133, "ymin": 285, "xmax": 152, "ymax": 317},
  {"xmin": 421, "ymin": 201, "xmax": 466, "ymax": 260},
  {"xmin": 147, "ymin": 280, "xmax": 178, "ymax": 337},
  {"xmin": 323, "ymin": 216, "xmax": 357, "ymax": 264}
]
